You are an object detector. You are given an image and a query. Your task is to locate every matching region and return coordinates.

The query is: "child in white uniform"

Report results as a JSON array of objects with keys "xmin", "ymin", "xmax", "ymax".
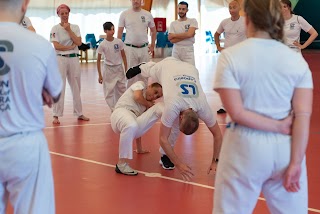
[
  {"xmin": 117, "ymin": 0, "xmax": 156, "ymax": 87},
  {"xmin": 169, "ymin": 1, "xmax": 198, "ymax": 66},
  {"xmin": 111, "ymin": 81, "xmax": 163, "ymax": 175},
  {"xmin": 281, "ymin": 0, "xmax": 318, "ymax": 52},
  {"xmin": 126, "ymin": 57, "xmax": 223, "ymax": 180},
  {"xmin": 97, "ymin": 22, "xmax": 127, "ymax": 112},
  {"xmin": 0, "ymin": 1, "xmax": 62, "ymax": 213},
  {"xmin": 50, "ymin": 4, "xmax": 89, "ymax": 124},
  {"xmin": 213, "ymin": 0, "xmax": 313, "ymax": 213}
]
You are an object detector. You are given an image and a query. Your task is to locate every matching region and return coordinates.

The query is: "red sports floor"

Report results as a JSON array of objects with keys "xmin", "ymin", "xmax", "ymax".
[{"xmin": 13, "ymin": 52, "xmax": 320, "ymax": 213}]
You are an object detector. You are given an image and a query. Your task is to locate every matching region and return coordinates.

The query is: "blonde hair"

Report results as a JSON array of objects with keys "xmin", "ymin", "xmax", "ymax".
[
  {"xmin": 180, "ymin": 110, "xmax": 199, "ymax": 135},
  {"xmin": 243, "ymin": 0, "xmax": 284, "ymax": 42}
]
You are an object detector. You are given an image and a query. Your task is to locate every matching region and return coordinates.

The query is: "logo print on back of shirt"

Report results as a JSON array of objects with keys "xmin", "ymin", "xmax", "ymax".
[
  {"xmin": 0, "ymin": 40, "xmax": 13, "ymax": 112},
  {"xmin": 0, "ymin": 41, "xmax": 13, "ymax": 76},
  {"xmin": 141, "ymin": 16, "xmax": 146, "ymax": 23}
]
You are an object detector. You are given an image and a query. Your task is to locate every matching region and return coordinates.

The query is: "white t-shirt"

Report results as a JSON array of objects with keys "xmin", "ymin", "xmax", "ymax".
[
  {"xmin": 214, "ymin": 38, "xmax": 313, "ymax": 120},
  {"xmin": 118, "ymin": 9, "xmax": 155, "ymax": 46},
  {"xmin": 0, "ymin": 23, "xmax": 62, "ymax": 137},
  {"xmin": 284, "ymin": 14, "xmax": 312, "ymax": 49},
  {"xmin": 50, "ymin": 23, "xmax": 81, "ymax": 54},
  {"xmin": 97, "ymin": 38, "xmax": 125, "ymax": 66},
  {"xmin": 20, "ymin": 16, "xmax": 32, "ymax": 29},
  {"xmin": 144, "ymin": 57, "xmax": 216, "ymax": 128},
  {"xmin": 115, "ymin": 81, "xmax": 147, "ymax": 116},
  {"xmin": 169, "ymin": 18, "xmax": 198, "ymax": 46},
  {"xmin": 216, "ymin": 16, "xmax": 246, "ymax": 48}
]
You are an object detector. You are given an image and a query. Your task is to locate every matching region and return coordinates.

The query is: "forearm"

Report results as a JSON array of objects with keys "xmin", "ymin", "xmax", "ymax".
[
  {"xmin": 214, "ymin": 35, "xmax": 221, "ymax": 48},
  {"xmin": 160, "ymin": 136, "xmax": 182, "ymax": 165},
  {"xmin": 117, "ymin": 27, "xmax": 124, "ymax": 40},
  {"xmin": 171, "ymin": 32, "xmax": 194, "ymax": 40},
  {"xmin": 53, "ymin": 43, "xmax": 75, "ymax": 51},
  {"xmin": 121, "ymin": 52, "xmax": 127, "ymax": 71},
  {"xmin": 134, "ymin": 96, "xmax": 150, "ymax": 108},
  {"xmin": 290, "ymin": 115, "xmax": 310, "ymax": 165},
  {"xmin": 301, "ymin": 33, "xmax": 318, "ymax": 49},
  {"xmin": 170, "ymin": 38, "xmax": 184, "ymax": 43},
  {"xmin": 208, "ymin": 123, "xmax": 223, "ymax": 162},
  {"xmin": 151, "ymin": 30, "xmax": 156, "ymax": 47},
  {"xmin": 67, "ymin": 30, "xmax": 81, "ymax": 46},
  {"xmin": 233, "ymin": 110, "xmax": 287, "ymax": 133},
  {"xmin": 97, "ymin": 59, "xmax": 102, "ymax": 77}
]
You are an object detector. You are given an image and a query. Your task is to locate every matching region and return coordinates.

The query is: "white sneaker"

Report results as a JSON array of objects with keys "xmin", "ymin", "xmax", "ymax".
[{"xmin": 115, "ymin": 163, "xmax": 138, "ymax": 176}]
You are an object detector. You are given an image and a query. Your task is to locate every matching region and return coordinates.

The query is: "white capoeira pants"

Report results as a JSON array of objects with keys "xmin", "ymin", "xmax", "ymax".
[
  {"xmin": 213, "ymin": 124, "xmax": 308, "ymax": 214},
  {"xmin": 124, "ymin": 45, "xmax": 150, "ymax": 88},
  {"xmin": 138, "ymin": 62, "xmax": 182, "ymax": 155},
  {"xmin": 111, "ymin": 102, "xmax": 164, "ymax": 159},
  {"xmin": 0, "ymin": 131, "xmax": 55, "ymax": 214},
  {"xmin": 102, "ymin": 64, "xmax": 126, "ymax": 112},
  {"xmin": 53, "ymin": 56, "xmax": 83, "ymax": 117},
  {"xmin": 159, "ymin": 118, "xmax": 180, "ymax": 155},
  {"xmin": 172, "ymin": 45, "xmax": 195, "ymax": 66}
]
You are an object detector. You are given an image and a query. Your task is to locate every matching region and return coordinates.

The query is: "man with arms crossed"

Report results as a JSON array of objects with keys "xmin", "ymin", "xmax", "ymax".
[{"xmin": 169, "ymin": 1, "xmax": 198, "ymax": 66}]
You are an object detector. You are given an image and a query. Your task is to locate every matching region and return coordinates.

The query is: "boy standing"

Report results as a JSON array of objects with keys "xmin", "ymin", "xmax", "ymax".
[{"xmin": 97, "ymin": 22, "xmax": 127, "ymax": 112}]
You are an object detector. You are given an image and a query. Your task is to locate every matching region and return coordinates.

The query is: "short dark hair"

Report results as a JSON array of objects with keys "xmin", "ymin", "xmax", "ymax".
[
  {"xmin": 280, "ymin": 0, "xmax": 294, "ymax": 14},
  {"xmin": 179, "ymin": 1, "xmax": 188, "ymax": 8},
  {"xmin": 103, "ymin": 22, "xmax": 114, "ymax": 31},
  {"xmin": 150, "ymin": 82, "xmax": 162, "ymax": 89}
]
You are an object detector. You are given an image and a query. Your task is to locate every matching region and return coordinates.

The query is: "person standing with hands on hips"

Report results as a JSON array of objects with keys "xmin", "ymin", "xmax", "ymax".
[
  {"xmin": 281, "ymin": 0, "xmax": 318, "ymax": 52},
  {"xmin": 50, "ymin": 4, "xmax": 89, "ymax": 124}
]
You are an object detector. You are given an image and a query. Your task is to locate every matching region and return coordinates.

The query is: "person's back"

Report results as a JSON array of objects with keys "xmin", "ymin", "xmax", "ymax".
[
  {"xmin": 0, "ymin": 5, "xmax": 62, "ymax": 212},
  {"xmin": 218, "ymin": 38, "xmax": 311, "ymax": 119},
  {"xmin": 0, "ymin": 23, "xmax": 62, "ymax": 136},
  {"xmin": 147, "ymin": 57, "xmax": 205, "ymax": 101}
]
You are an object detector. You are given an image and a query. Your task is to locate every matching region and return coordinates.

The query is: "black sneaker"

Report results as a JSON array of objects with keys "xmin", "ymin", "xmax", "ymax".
[
  {"xmin": 217, "ymin": 108, "xmax": 227, "ymax": 114},
  {"xmin": 126, "ymin": 63, "xmax": 145, "ymax": 79},
  {"xmin": 159, "ymin": 155, "xmax": 175, "ymax": 170}
]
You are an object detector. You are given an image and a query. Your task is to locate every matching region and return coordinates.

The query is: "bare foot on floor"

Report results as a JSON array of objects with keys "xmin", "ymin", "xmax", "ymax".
[
  {"xmin": 78, "ymin": 115, "xmax": 90, "ymax": 121},
  {"xmin": 52, "ymin": 116, "xmax": 60, "ymax": 124}
]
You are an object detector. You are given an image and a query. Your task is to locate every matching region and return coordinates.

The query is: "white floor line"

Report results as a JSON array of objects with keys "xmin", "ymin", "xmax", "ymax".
[
  {"xmin": 45, "ymin": 122, "xmax": 228, "ymax": 129},
  {"xmin": 49, "ymin": 151, "xmax": 320, "ymax": 213}
]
